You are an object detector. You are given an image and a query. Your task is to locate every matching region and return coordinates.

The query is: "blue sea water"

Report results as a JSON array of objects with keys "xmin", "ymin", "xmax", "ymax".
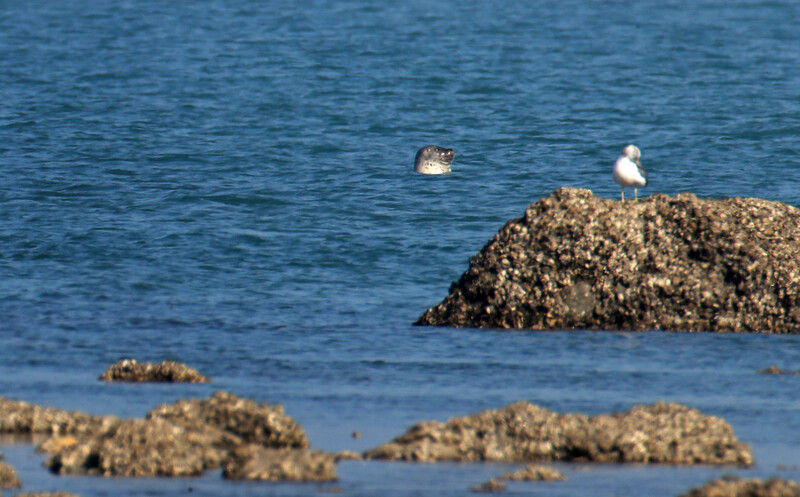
[{"xmin": 1, "ymin": 0, "xmax": 800, "ymax": 495}]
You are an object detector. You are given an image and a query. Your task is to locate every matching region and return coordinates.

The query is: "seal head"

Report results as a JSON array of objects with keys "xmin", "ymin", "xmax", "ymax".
[{"xmin": 414, "ymin": 145, "xmax": 455, "ymax": 175}]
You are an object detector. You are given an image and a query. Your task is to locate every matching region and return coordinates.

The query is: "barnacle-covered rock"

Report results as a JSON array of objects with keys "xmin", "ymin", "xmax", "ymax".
[
  {"xmin": 417, "ymin": 188, "xmax": 800, "ymax": 332},
  {"xmin": 365, "ymin": 400, "xmax": 752, "ymax": 466},
  {"xmin": 99, "ymin": 359, "xmax": 210, "ymax": 383}
]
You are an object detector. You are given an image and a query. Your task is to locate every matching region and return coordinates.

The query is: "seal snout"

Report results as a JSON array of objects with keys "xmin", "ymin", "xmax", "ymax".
[{"xmin": 440, "ymin": 148, "xmax": 455, "ymax": 163}]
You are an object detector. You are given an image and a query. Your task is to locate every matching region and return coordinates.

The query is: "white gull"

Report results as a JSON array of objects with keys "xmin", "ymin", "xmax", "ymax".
[{"xmin": 613, "ymin": 144, "xmax": 647, "ymax": 201}]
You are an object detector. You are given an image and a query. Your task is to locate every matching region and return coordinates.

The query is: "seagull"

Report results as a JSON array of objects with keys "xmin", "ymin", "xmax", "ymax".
[{"xmin": 613, "ymin": 144, "xmax": 647, "ymax": 201}]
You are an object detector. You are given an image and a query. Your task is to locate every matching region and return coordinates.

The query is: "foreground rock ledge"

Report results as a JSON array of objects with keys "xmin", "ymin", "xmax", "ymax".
[
  {"xmin": 416, "ymin": 188, "xmax": 800, "ymax": 332},
  {"xmin": 99, "ymin": 359, "xmax": 210, "ymax": 383},
  {"xmin": 0, "ymin": 392, "xmax": 330, "ymax": 480},
  {"xmin": 43, "ymin": 391, "xmax": 311, "ymax": 477},
  {"xmin": 364, "ymin": 401, "xmax": 753, "ymax": 465}
]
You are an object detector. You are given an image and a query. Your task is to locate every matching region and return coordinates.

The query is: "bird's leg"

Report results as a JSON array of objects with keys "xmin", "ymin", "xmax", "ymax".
[
  {"xmin": 620, "ymin": 187, "xmax": 625, "ymax": 202},
  {"xmin": 634, "ymin": 188, "xmax": 638, "ymax": 201}
]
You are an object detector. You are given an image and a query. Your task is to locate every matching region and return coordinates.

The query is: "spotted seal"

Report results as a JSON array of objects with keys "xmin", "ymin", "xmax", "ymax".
[{"xmin": 414, "ymin": 145, "xmax": 455, "ymax": 175}]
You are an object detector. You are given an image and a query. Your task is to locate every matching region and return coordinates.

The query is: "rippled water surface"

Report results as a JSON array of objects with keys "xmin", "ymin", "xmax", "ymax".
[{"xmin": 2, "ymin": 0, "xmax": 800, "ymax": 495}]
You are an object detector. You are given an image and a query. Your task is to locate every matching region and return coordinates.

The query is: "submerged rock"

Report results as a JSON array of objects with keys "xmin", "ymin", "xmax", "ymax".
[
  {"xmin": 16, "ymin": 494, "xmax": 82, "ymax": 497},
  {"xmin": 364, "ymin": 401, "xmax": 752, "ymax": 466},
  {"xmin": 0, "ymin": 456, "xmax": 21, "ymax": 489},
  {"xmin": 38, "ymin": 391, "xmax": 312, "ymax": 478},
  {"xmin": 416, "ymin": 188, "xmax": 800, "ymax": 332},
  {"xmin": 499, "ymin": 464, "xmax": 566, "ymax": 481},
  {"xmin": 333, "ymin": 450, "xmax": 363, "ymax": 461},
  {"xmin": 470, "ymin": 479, "xmax": 506, "ymax": 493},
  {"xmin": 99, "ymin": 359, "xmax": 210, "ymax": 383},
  {"xmin": 758, "ymin": 365, "xmax": 800, "ymax": 375},
  {"xmin": 223, "ymin": 445, "xmax": 337, "ymax": 482},
  {"xmin": 679, "ymin": 476, "xmax": 800, "ymax": 497}
]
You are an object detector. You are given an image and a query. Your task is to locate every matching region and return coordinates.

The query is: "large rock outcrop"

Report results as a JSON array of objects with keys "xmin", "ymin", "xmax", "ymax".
[
  {"xmin": 364, "ymin": 401, "xmax": 753, "ymax": 466},
  {"xmin": 416, "ymin": 188, "xmax": 800, "ymax": 332}
]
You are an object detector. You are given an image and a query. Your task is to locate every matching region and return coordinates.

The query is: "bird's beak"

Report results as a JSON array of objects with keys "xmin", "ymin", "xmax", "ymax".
[{"xmin": 635, "ymin": 159, "xmax": 642, "ymax": 168}]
